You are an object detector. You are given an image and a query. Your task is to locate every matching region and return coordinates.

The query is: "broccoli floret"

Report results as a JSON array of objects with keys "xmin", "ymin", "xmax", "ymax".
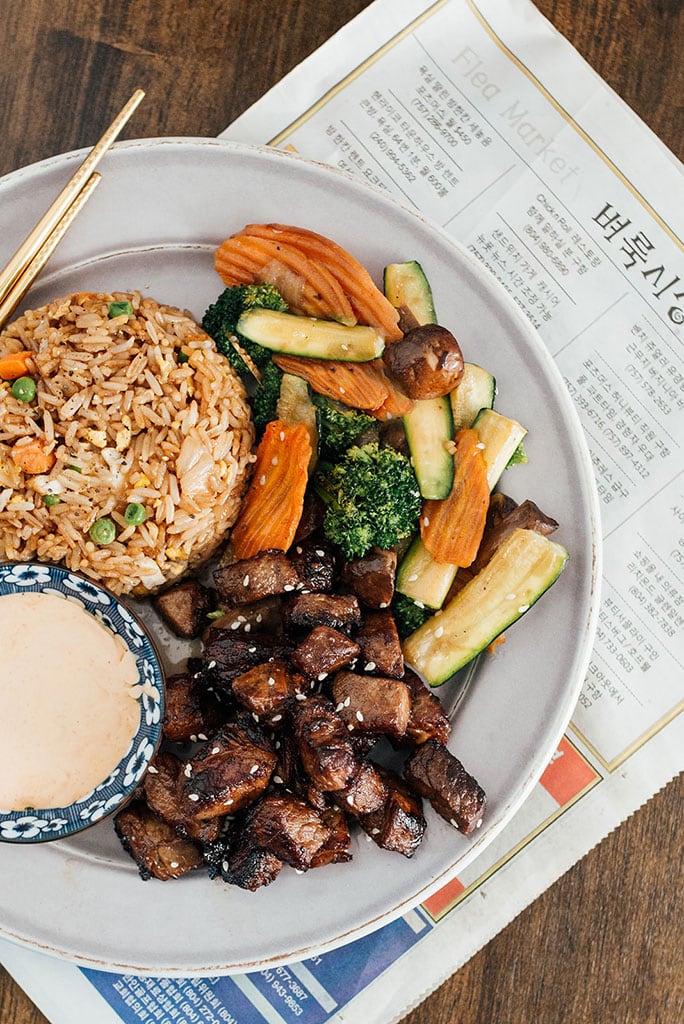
[
  {"xmin": 392, "ymin": 593, "xmax": 434, "ymax": 639},
  {"xmin": 314, "ymin": 441, "xmax": 421, "ymax": 560},
  {"xmin": 252, "ymin": 360, "xmax": 284, "ymax": 436},
  {"xmin": 202, "ymin": 284, "xmax": 288, "ymax": 375},
  {"xmin": 312, "ymin": 395, "xmax": 376, "ymax": 459}
]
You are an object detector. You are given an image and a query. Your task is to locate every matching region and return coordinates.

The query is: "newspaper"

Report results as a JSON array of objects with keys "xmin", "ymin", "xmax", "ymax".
[{"xmin": 2, "ymin": 1, "xmax": 682, "ymax": 1021}]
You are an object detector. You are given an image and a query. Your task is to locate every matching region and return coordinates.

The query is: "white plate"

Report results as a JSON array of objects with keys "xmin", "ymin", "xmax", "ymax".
[{"xmin": 0, "ymin": 138, "xmax": 601, "ymax": 975}]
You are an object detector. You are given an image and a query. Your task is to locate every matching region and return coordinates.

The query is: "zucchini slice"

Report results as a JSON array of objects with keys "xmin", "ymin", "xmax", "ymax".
[
  {"xmin": 276, "ymin": 373, "xmax": 319, "ymax": 470},
  {"xmin": 396, "ymin": 535, "xmax": 458, "ymax": 609},
  {"xmin": 403, "ymin": 396, "xmax": 454, "ymax": 499},
  {"xmin": 403, "ymin": 528, "xmax": 568, "ymax": 685},
  {"xmin": 383, "ymin": 261, "xmax": 437, "ymax": 325},
  {"xmin": 236, "ymin": 308, "xmax": 385, "ymax": 362},
  {"xmin": 450, "ymin": 362, "xmax": 496, "ymax": 431},
  {"xmin": 472, "ymin": 408, "xmax": 527, "ymax": 490}
]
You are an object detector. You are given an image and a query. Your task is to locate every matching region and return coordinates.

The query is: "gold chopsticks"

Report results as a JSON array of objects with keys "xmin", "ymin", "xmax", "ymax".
[{"xmin": 0, "ymin": 88, "xmax": 145, "ymax": 329}]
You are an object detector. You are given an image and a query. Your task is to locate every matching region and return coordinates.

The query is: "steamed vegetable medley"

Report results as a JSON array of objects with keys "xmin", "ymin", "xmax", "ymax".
[{"xmin": 203, "ymin": 223, "xmax": 568, "ymax": 685}]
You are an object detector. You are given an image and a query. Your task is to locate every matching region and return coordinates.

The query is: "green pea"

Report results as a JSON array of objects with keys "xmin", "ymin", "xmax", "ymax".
[
  {"xmin": 108, "ymin": 300, "xmax": 134, "ymax": 318},
  {"xmin": 177, "ymin": 350, "xmax": 189, "ymax": 364},
  {"xmin": 89, "ymin": 517, "xmax": 116, "ymax": 545},
  {"xmin": 43, "ymin": 494, "xmax": 60, "ymax": 507},
  {"xmin": 11, "ymin": 376, "xmax": 36, "ymax": 403},
  {"xmin": 124, "ymin": 502, "xmax": 147, "ymax": 526}
]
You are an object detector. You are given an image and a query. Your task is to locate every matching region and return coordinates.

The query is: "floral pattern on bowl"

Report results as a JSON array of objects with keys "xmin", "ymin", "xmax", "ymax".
[{"xmin": 0, "ymin": 562, "xmax": 164, "ymax": 844}]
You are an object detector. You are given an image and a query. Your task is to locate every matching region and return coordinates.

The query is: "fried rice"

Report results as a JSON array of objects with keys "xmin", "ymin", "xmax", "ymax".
[{"xmin": 0, "ymin": 292, "xmax": 254, "ymax": 595}]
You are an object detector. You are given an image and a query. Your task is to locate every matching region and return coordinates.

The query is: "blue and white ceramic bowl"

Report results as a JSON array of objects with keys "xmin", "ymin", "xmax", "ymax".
[{"xmin": 0, "ymin": 562, "xmax": 165, "ymax": 844}]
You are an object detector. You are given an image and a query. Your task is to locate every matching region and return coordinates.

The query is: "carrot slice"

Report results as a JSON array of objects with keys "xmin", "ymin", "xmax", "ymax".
[
  {"xmin": 11, "ymin": 439, "xmax": 55, "ymax": 475},
  {"xmin": 420, "ymin": 428, "xmax": 489, "ymax": 567},
  {"xmin": 370, "ymin": 373, "xmax": 414, "ymax": 420},
  {"xmin": 241, "ymin": 224, "xmax": 402, "ymax": 341},
  {"xmin": 231, "ymin": 420, "xmax": 311, "ymax": 560},
  {"xmin": 0, "ymin": 350, "xmax": 35, "ymax": 380},
  {"xmin": 272, "ymin": 354, "xmax": 389, "ymax": 411}
]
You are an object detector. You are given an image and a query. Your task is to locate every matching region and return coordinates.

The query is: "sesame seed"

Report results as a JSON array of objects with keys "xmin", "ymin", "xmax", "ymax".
[
  {"xmin": 189, "ymin": 734, "xmax": 198, "ymax": 743},
  {"xmin": 230, "ymin": 621, "xmax": 240, "ymax": 630},
  {"xmin": 184, "ymin": 764, "xmax": 193, "ymax": 777},
  {"xmin": 211, "ymin": 746, "xmax": 220, "ymax": 754},
  {"xmin": 259, "ymin": 474, "xmax": 266, "ymax": 485},
  {"xmin": 188, "ymin": 793, "xmax": 200, "ymax": 802},
  {"xmin": 365, "ymin": 834, "xmax": 373, "ymax": 842},
  {"xmin": 415, "ymin": 600, "xmax": 425, "ymax": 609},
  {"xmin": 344, "ymin": 696, "xmax": 351, "ymax": 707},
  {"xmin": 271, "ymin": 714, "xmax": 282, "ymax": 723},
  {"xmin": 275, "ymin": 740, "xmax": 281, "ymax": 750},
  {"xmin": 250, "ymin": 764, "xmax": 259, "ymax": 774},
  {"xmin": 147, "ymin": 765, "xmax": 158, "ymax": 774},
  {"xmin": 226, "ymin": 798, "xmax": 234, "ymax": 806},
  {"xmin": 335, "ymin": 702, "xmax": 344, "ymax": 712},
  {"xmin": 407, "ymin": 573, "xmax": 418, "ymax": 582},
  {"xmin": 271, "ymin": 456, "xmax": 279, "ymax": 466},
  {"xmin": 198, "ymin": 733, "xmax": 208, "ymax": 741},
  {"xmin": 356, "ymin": 710, "xmax": 364, "ymax": 722},
  {"xmin": 506, "ymin": 593, "xmax": 516, "ymax": 600},
  {"xmin": 207, "ymin": 660, "xmax": 216, "ymax": 670},
  {"xmin": 256, "ymin": 614, "xmax": 263, "ymax": 623},
  {"xmin": 252, "ymin": 713, "xmax": 260, "ymax": 722},
  {"xmin": 267, "ymin": 677, "xmax": 275, "ymax": 686},
  {"xmin": 315, "ymin": 549, "xmax": 325, "ymax": 557},
  {"xmin": 364, "ymin": 661, "xmax": 376, "ymax": 672},
  {"xmin": 283, "ymin": 584, "xmax": 294, "ymax": 591},
  {"xmin": 317, "ymin": 671, "xmax": 328, "ymax": 681},
  {"xmin": 422, "ymin": 516, "xmax": 430, "ymax": 527},
  {"xmin": 347, "ymin": 723, "xmax": 354, "ymax": 731},
  {"xmin": 518, "ymin": 604, "xmax": 530, "ymax": 613},
  {"xmin": 339, "ymin": 386, "xmax": 346, "ymax": 394},
  {"xmin": 244, "ymin": 623, "xmax": 251, "ymax": 632},
  {"xmin": 296, "ymin": 546, "xmax": 303, "ymax": 554},
  {"xmin": 170, "ymin": 861, "xmax": 179, "ymax": 869},
  {"xmin": 279, "ymin": 431, "xmax": 285, "ymax": 441},
  {"xmin": 435, "ymin": 626, "xmax": 444, "ymax": 638},
  {"xmin": 222, "ymin": 860, "xmax": 229, "ymax": 872},
  {"xmin": 273, "ymin": 775, "xmax": 284, "ymax": 785},
  {"xmin": 450, "ymin": 818, "xmax": 458, "ymax": 828},
  {"xmin": 248, "ymin": 646, "xmax": 256, "ymax": 653},
  {"xmin": 378, "ymin": 601, "xmax": 388, "ymax": 609},
  {"xmin": 371, "ymin": 827, "xmax": 380, "ymax": 835},
  {"xmin": 295, "ymin": 692, "xmax": 306, "ymax": 701},
  {"xmin": 347, "ymin": 796, "xmax": 354, "ymax": 804},
  {"xmin": 243, "ymin": 575, "xmax": 250, "ymax": 586}
]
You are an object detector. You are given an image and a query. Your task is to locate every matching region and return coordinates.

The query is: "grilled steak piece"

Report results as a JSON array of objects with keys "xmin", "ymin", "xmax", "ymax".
[
  {"xmin": 213, "ymin": 550, "xmax": 301, "ymax": 605},
  {"xmin": 153, "ymin": 579, "xmax": 213, "ymax": 639},
  {"xmin": 341, "ymin": 547, "xmax": 397, "ymax": 609},
  {"xmin": 221, "ymin": 834, "xmax": 283, "ymax": 891},
  {"xmin": 355, "ymin": 610, "xmax": 404, "ymax": 679},
  {"xmin": 232, "ymin": 659, "xmax": 307, "ymax": 720},
  {"xmin": 293, "ymin": 489, "xmax": 326, "ymax": 541},
  {"xmin": 474, "ymin": 497, "xmax": 558, "ymax": 571},
  {"xmin": 403, "ymin": 668, "xmax": 451, "ymax": 746},
  {"xmin": 283, "ymin": 592, "xmax": 362, "ymax": 635},
  {"xmin": 332, "ymin": 672, "xmax": 411, "ymax": 740},
  {"xmin": 359, "ymin": 768, "xmax": 426, "ymax": 857},
  {"xmin": 333, "ymin": 760, "xmax": 388, "ymax": 816},
  {"xmin": 202, "ymin": 629, "xmax": 293, "ymax": 689},
  {"xmin": 162, "ymin": 672, "xmax": 225, "ymax": 744},
  {"xmin": 291, "ymin": 626, "xmax": 360, "ymax": 678},
  {"xmin": 114, "ymin": 801, "xmax": 203, "ymax": 880},
  {"xmin": 246, "ymin": 794, "xmax": 333, "ymax": 870},
  {"xmin": 144, "ymin": 752, "xmax": 222, "ymax": 844},
  {"xmin": 310, "ymin": 806, "xmax": 352, "ymax": 868},
  {"xmin": 292, "ymin": 695, "xmax": 357, "ymax": 792},
  {"xmin": 180, "ymin": 720, "xmax": 276, "ymax": 820},
  {"xmin": 289, "ymin": 537, "xmax": 336, "ymax": 593},
  {"xmin": 404, "ymin": 741, "xmax": 486, "ymax": 834}
]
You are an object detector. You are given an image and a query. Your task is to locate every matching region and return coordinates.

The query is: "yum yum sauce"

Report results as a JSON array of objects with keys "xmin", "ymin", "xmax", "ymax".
[{"xmin": 0, "ymin": 591, "xmax": 141, "ymax": 810}]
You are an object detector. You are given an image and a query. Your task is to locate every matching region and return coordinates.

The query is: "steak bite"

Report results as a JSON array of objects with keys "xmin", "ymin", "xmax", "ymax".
[
  {"xmin": 292, "ymin": 695, "xmax": 357, "ymax": 792},
  {"xmin": 144, "ymin": 752, "xmax": 222, "ymax": 844},
  {"xmin": 359, "ymin": 768, "xmax": 426, "ymax": 857},
  {"xmin": 202, "ymin": 628, "xmax": 293, "ymax": 689},
  {"xmin": 180, "ymin": 720, "xmax": 277, "ymax": 820},
  {"xmin": 153, "ymin": 578, "xmax": 213, "ymax": 639},
  {"xmin": 310, "ymin": 806, "xmax": 352, "ymax": 868},
  {"xmin": 246, "ymin": 794, "xmax": 333, "ymax": 870},
  {"xmin": 333, "ymin": 760, "xmax": 388, "ymax": 816},
  {"xmin": 403, "ymin": 668, "xmax": 451, "ymax": 746},
  {"xmin": 213, "ymin": 550, "xmax": 301, "ymax": 605},
  {"xmin": 231, "ymin": 659, "xmax": 307, "ymax": 719},
  {"xmin": 114, "ymin": 801, "xmax": 203, "ymax": 881},
  {"xmin": 341, "ymin": 547, "xmax": 397, "ymax": 608},
  {"xmin": 474, "ymin": 497, "xmax": 559, "ymax": 571},
  {"xmin": 355, "ymin": 610, "xmax": 404, "ymax": 679},
  {"xmin": 291, "ymin": 626, "xmax": 360, "ymax": 678},
  {"xmin": 289, "ymin": 537, "xmax": 336, "ymax": 593},
  {"xmin": 205, "ymin": 596, "xmax": 282, "ymax": 637},
  {"xmin": 332, "ymin": 671, "xmax": 411, "ymax": 741},
  {"xmin": 283, "ymin": 592, "xmax": 362, "ymax": 635},
  {"xmin": 221, "ymin": 834, "xmax": 283, "ymax": 891},
  {"xmin": 404, "ymin": 740, "xmax": 486, "ymax": 835},
  {"xmin": 162, "ymin": 672, "xmax": 225, "ymax": 744}
]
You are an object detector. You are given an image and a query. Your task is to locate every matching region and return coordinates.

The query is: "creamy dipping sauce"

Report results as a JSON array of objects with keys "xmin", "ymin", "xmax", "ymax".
[{"xmin": 0, "ymin": 591, "xmax": 141, "ymax": 810}]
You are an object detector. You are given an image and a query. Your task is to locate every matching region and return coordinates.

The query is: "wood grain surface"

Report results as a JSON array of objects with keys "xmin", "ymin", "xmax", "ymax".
[{"xmin": 0, "ymin": 2, "xmax": 682, "ymax": 1023}]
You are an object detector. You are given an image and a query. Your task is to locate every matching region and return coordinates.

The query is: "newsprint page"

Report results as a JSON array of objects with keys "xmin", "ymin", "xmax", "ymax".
[{"xmin": 1, "ymin": 2, "xmax": 682, "ymax": 1022}]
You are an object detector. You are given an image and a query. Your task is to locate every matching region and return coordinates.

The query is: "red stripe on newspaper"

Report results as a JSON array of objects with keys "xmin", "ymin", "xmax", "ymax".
[
  {"xmin": 422, "ymin": 875, "xmax": 466, "ymax": 918},
  {"xmin": 539, "ymin": 736, "xmax": 599, "ymax": 806}
]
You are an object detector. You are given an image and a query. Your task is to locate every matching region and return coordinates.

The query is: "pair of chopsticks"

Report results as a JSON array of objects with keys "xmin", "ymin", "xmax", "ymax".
[{"xmin": 0, "ymin": 88, "xmax": 145, "ymax": 331}]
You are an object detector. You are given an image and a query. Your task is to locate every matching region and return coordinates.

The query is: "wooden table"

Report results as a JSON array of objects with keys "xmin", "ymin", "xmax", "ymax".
[{"xmin": 0, "ymin": 2, "xmax": 681, "ymax": 1021}]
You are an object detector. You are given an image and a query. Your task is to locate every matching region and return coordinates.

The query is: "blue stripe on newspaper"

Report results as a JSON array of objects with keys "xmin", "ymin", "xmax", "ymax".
[{"xmin": 82, "ymin": 908, "xmax": 432, "ymax": 1024}]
